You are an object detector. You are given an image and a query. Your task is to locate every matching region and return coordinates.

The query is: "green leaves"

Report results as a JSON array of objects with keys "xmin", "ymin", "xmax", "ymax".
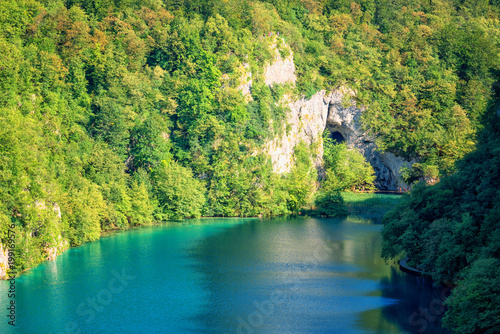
[
  {"xmin": 322, "ymin": 138, "xmax": 376, "ymax": 191},
  {"xmin": 283, "ymin": 141, "xmax": 317, "ymax": 213},
  {"xmin": 152, "ymin": 160, "xmax": 206, "ymax": 220},
  {"xmin": 1, "ymin": 2, "xmax": 499, "ymax": 316},
  {"xmin": 89, "ymin": 96, "xmax": 129, "ymax": 158},
  {"xmin": 444, "ymin": 257, "xmax": 500, "ymax": 334},
  {"xmin": 313, "ymin": 190, "xmax": 347, "ymax": 217},
  {"xmin": 130, "ymin": 115, "xmax": 172, "ymax": 171},
  {"xmin": 381, "ymin": 115, "xmax": 500, "ymax": 333}
]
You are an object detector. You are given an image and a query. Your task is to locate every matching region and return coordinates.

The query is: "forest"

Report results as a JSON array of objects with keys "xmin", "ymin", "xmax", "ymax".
[
  {"xmin": 382, "ymin": 111, "xmax": 500, "ymax": 334},
  {"xmin": 1, "ymin": 0, "xmax": 499, "ymax": 332}
]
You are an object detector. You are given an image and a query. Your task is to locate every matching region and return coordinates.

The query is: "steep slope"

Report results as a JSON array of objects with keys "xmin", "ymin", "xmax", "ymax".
[
  {"xmin": 1, "ymin": 0, "xmax": 498, "ymax": 279},
  {"xmin": 250, "ymin": 42, "xmax": 412, "ymax": 189},
  {"xmin": 381, "ymin": 110, "xmax": 500, "ymax": 333}
]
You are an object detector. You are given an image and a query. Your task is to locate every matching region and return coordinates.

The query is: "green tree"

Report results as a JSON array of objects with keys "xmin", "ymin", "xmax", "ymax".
[
  {"xmin": 323, "ymin": 137, "xmax": 375, "ymax": 191},
  {"xmin": 284, "ymin": 141, "xmax": 317, "ymax": 212},
  {"xmin": 443, "ymin": 257, "xmax": 500, "ymax": 334},
  {"xmin": 314, "ymin": 189, "xmax": 347, "ymax": 217},
  {"xmin": 129, "ymin": 115, "xmax": 172, "ymax": 171},
  {"xmin": 152, "ymin": 160, "xmax": 206, "ymax": 220}
]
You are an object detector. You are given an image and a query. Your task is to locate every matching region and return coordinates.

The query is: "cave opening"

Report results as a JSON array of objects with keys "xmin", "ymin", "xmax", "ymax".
[{"xmin": 329, "ymin": 131, "xmax": 345, "ymax": 144}]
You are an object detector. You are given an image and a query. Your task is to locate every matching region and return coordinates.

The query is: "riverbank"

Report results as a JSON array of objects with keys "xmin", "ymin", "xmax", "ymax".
[
  {"xmin": 341, "ymin": 192, "xmax": 403, "ymax": 219},
  {"xmin": 1, "ymin": 193, "xmax": 402, "ymax": 280},
  {"xmin": 398, "ymin": 257, "xmax": 433, "ymax": 278}
]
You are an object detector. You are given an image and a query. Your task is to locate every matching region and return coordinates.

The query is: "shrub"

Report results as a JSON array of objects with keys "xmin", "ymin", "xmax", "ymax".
[{"xmin": 314, "ymin": 190, "xmax": 347, "ymax": 217}]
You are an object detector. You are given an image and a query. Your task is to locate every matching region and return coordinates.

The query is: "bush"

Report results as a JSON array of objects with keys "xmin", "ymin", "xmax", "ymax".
[
  {"xmin": 152, "ymin": 160, "xmax": 206, "ymax": 220},
  {"xmin": 314, "ymin": 190, "xmax": 347, "ymax": 217},
  {"xmin": 323, "ymin": 137, "xmax": 375, "ymax": 191},
  {"xmin": 283, "ymin": 141, "xmax": 317, "ymax": 212}
]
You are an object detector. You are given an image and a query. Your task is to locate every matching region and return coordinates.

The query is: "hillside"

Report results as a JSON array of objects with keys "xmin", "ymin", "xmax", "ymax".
[
  {"xmin": 382, "ymin": 110, "xmax": 500, "ymax": 333},
  {"xmin": 1, "ymin": 1, "xmax": 499, "ymax": 320}
]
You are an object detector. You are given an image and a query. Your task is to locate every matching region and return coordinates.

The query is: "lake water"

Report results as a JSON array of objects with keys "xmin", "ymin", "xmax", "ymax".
[{"xmin": 0, "ymin": 216, "xmax": 449, "ymax": 333}]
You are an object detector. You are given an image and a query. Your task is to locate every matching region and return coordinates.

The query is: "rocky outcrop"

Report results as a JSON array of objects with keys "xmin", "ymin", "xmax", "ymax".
[
  {"xmin": 373, "ymin": 152, "xmax": 413, "ymax": 190},
  {"xmin": 325, "ymin": 90, "xmax": 413, "ymax": 190},
  {"xmin": 264, "ymin": 53, "xmax": 296, "ymax": 86},
  {"xmin": 262, "ymin": 39, "xmax": 328, "ymax": 173},
  {"xmin": 240, "ymin": 38, "xmax": 413, "ymax": 190},
  {"xmin": 0, "ymin": 244, "xmax": 8, "ymax": 279},
  {"xmin": 265, "ymin": 88, "xmax": 412, "ymax": 189},
  {"xmin": 44, "ymin": 235, "xmax": 69, "ymax": 261},
  {"xmin": 236, "ymin": 63, "xmax": 253, "ymax": 103},
  {"xmin": 265, "ymin": 90, "xmax": 331, "ymax": 173}
]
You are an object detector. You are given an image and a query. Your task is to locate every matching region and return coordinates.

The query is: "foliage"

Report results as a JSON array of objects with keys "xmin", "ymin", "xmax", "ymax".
[
  {"xmin": 322, "ymin": 137, "xmax": 375, "ymax": 191},
  {"xmin": 283, "ymin": 141, "xmax": 317, "ymax": 212},
  {"xmin": 381, "ymin": 114, "xmax": 500, "ymax": 333},
  {"xmin": 313, "ymin": 190, "xmax": 347, "ymax": 217},
  {"xmin": 443, "ymin": 257, "xmax": 500, "ymax": 334},
  {"xmin": 0, "ymin": 0, "xmax": 313, "ymax": 274},
  {"xmin": 0, "ymin": 9, "xmax": 499, "ymax": 333},
  {"xmin": 152, "ymin": 160, "xmax": 206, "ymax": 220}
]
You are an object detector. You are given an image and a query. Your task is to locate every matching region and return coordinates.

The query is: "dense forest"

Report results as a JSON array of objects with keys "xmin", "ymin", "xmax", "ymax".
[
  {"xmin": 1, "ymin": 0, "xmax": 499, "ymax": 331},
  {"xmin": 382, "ymin": 111, "xmax": 500, "ymax": 333}
]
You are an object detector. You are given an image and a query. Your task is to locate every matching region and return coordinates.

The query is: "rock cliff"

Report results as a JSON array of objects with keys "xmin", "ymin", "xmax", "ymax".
[
  {"xmin": 0, "ymin": 244, "xmax": 8, "ymax": 279},
  {"xmin": 0, "ymin": 201, "xmax": 69, "ymax": 279},
  {"xmin": 242, "ymin": 38, "xmax": 412, "ymax": 190}
]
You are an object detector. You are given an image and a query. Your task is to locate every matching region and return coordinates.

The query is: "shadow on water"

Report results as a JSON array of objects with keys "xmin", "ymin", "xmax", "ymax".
[
  {"xmin": 367, "ymin": 267, "xmax": 451, "ymax": 334},
  {"xmin": 187, "ymin": 216, "xmax": 449, "ymax": 334}
]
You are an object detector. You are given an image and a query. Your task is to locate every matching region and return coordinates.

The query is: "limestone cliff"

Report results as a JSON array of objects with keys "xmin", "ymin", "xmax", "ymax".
[
  {"xmin": 0, "ymin": 201, "xmax": 69, "ymax": 279},
  {"xmin": 0, "ymin": 244, "xmax": 8, "ymax": 279},
  {"xmin": 241, "ymin": 38, "xmax": 412, "ymax": 190}
]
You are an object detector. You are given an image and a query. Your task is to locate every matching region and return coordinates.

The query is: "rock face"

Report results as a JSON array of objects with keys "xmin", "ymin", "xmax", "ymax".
[
  {"xmin": 44, "ymin": 235, "xmax": 69, "ymax": 261},
  {"xmin": 241, "ymin": 38, "xmax": 412, "ymax": 190},
  {"xmin": 325, "ymin": 91, "xmax": 413, "ymax": 190},
  {"xmin": 264, "ymin": 52, "xmax": 296, "ymax": 86},
  {"xmin": 265, "ymin": 91, "xmax": 331, "ymax": 173},
  {"xmin": 0, "ymin": 244, "xmax": 8, "ymax": 279}
]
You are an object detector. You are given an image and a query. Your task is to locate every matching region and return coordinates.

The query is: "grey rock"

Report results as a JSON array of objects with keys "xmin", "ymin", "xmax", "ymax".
[
  {"xmin": 0, "ymin": 244, "xmax": 8, "ymax": 279},
  {"xmin": 240, "ymin": 41, "xmax": 413, "ymax": 190}
]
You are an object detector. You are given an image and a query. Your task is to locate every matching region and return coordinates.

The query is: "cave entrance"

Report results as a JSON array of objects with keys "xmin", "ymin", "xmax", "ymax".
[{"xmin": 329, "ymin": 131, "xmax": 345, "ymax": 144}]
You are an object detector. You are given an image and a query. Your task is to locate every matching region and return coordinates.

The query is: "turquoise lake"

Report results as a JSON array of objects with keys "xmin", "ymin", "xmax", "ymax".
[{"xmin": 0, "ymin": 216, "xmax": 449, "ymax": 333}]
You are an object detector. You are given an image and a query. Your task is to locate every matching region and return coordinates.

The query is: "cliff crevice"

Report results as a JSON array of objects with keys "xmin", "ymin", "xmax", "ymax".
[{"xmin": 244, "ymin": 39, "xmax": 412, "ymax": 190}]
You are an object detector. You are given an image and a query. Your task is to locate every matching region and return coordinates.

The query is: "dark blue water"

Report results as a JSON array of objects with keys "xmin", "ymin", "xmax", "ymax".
[{"xmin": 0, "ymin": 217, "xmax": 448, "ymax": 333}]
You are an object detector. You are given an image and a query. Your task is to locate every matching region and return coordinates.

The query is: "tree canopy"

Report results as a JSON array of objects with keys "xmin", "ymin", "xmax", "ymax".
[
  {"xmin": 1, "ymin": 3, "xmax": 500, "ymax": 331},
  {"xmin": 382, "ymin": 112, "xmax": 500, "ymax": 333}
]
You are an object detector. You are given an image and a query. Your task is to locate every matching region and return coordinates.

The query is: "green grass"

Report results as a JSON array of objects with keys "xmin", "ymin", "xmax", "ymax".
[{"xmin": 341, "ymin": 192, "xmax": 403, "ymax": 220}]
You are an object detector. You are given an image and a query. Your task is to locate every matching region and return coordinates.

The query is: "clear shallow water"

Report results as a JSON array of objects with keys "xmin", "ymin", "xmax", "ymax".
[{"xmin": 0, "ymin": 216, "xmax": 449, "ymax": 334}]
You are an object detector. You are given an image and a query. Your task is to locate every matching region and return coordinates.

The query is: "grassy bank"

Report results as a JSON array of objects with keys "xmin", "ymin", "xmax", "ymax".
[{"xmin": 341, "ymin": 192, "xmax": 403, "ymax": 221}]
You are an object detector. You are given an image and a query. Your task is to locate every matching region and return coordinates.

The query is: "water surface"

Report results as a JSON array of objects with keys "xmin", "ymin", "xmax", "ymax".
[{"xmin": 0, "ymin": 216, "xmax": 448, "ymax": 333}]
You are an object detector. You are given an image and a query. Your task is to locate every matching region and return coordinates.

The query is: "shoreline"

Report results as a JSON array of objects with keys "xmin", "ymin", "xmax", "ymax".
[
  {"xmin": 398, "ymin": 257, "xmax": 433, "ymax": 278},
  {"xmin": 0, "ymin": 216, "xmax": 267, "ymax": 280},
  {"xmin": 398, "ymin": 257, "xmax": 456, "ymax": 295},
  {"xmin": 1, "ymin": 192, "xmax": 401, "ymax": 280}
]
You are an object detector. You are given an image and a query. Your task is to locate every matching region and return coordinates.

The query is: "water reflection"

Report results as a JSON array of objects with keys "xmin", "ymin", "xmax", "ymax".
[
  {"xmin": 374, "ymin": 267, "xmax": 451, "ymax": 333},
  {"xmin": 0, "ymin": 216, "xmax": 450, "ymax": 334},
  {"xmin": 190, "ymin": 216, "xmax": 449, "ymax": 334}
]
